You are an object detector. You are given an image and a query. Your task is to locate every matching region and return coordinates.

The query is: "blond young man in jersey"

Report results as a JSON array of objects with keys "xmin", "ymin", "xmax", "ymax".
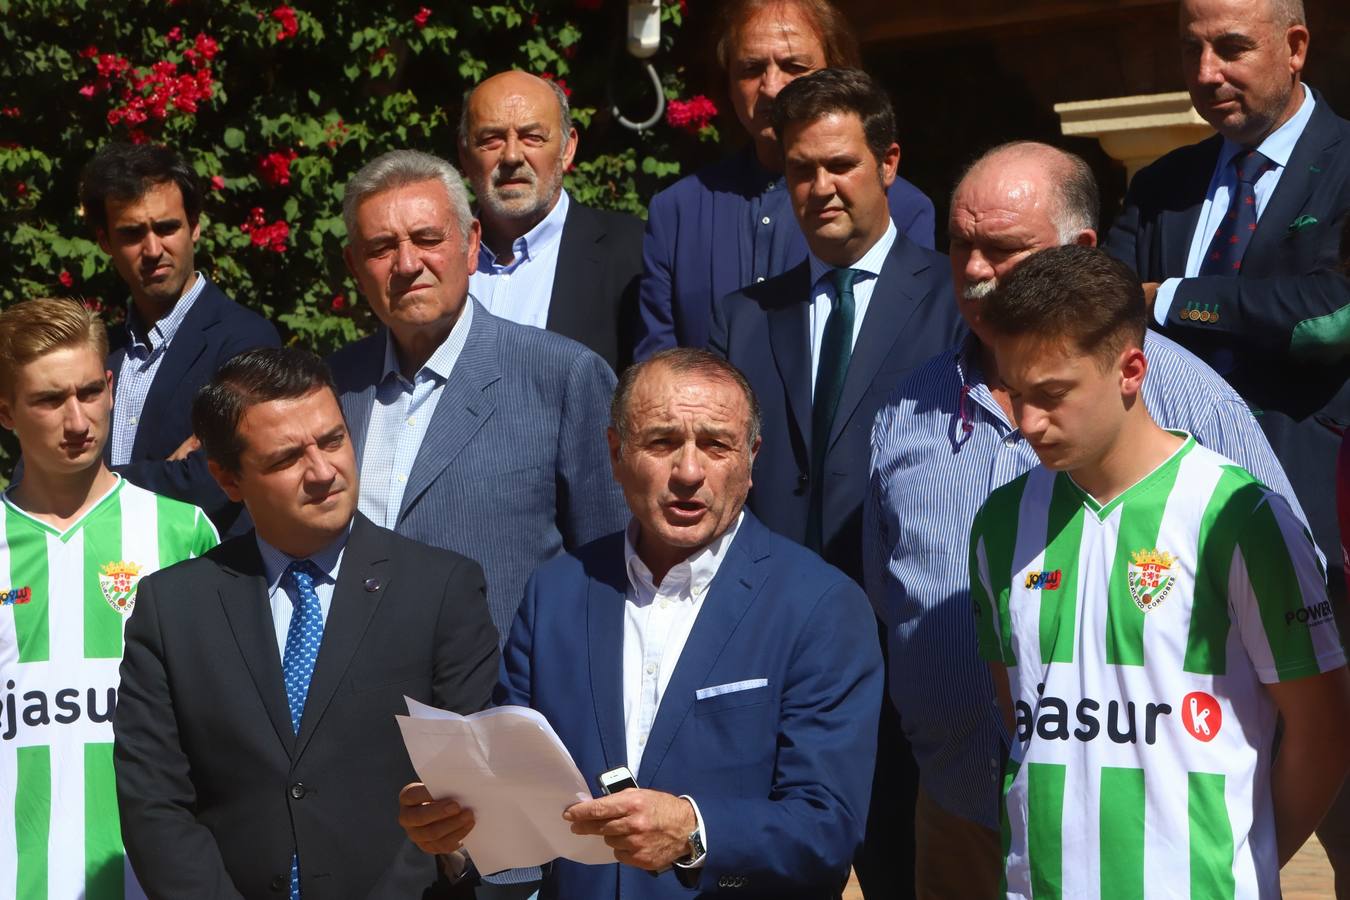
[
  {"xmin": 970, "ymin": 246, "xmax": 1350, "ymax": 897},
  {"xmin": 0, "ymin": 298, "xmax": 216, "ymax": 899}
]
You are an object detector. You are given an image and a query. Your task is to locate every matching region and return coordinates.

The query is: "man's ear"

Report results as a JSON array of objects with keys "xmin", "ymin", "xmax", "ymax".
[
  {"xmin": 342, "ymin": 244, "xmax": 358, "ymax": 282},
  {"xmin": 207, "ymin": 458, "xmax": 245, "ymax": 503},
  {"xmin": 1076, "ymin": 229, "xmax": 1099, "ymax": 248},
  {"xmin": 606, "ymin": 426, "xmax": 623, "ymax": 474},
  {"xmin": 0, "ymin": 395, "xmax": 14, "ymax": 432},
  {"xmin": 560, "ymin": 128, "xmax": 579, "ymax": 172},
  {"xmin": 1119, "ymin": 345, "xmax": 1148, "ymax": 399}
]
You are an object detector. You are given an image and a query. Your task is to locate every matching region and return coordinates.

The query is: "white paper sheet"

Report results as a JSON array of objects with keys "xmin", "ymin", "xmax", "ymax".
[{"xmin": 396, "ymin": 698, "xmax": 616, "ymax": 875}]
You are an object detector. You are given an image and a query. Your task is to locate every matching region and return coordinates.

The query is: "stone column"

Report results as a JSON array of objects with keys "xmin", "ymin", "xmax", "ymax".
[{"xmin": 1055, "ymin": 91, "xmax": 1214, "ymax": 181}]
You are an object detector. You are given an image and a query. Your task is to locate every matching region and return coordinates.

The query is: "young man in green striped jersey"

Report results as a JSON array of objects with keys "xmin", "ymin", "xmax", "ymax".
[
  {"xmin": 970, "ymin": 245, "xmax": 1350, "ymax": 898},
  {"xmin": 0, "ymin": 298, "xmax": 217, "ymax": 899}
]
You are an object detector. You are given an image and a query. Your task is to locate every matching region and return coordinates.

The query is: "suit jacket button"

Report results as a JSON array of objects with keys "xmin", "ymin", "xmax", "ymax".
[
  {"xmin": 289, "ymin": 782, "xmax": 306, "ymax": 800},
  {"xmin": 795, "ymin": 473, "xmax": 809, "ymax": 494},
  {"xmin": 270, "ymin": 874, "xmax": 288, "ymax": 892}
]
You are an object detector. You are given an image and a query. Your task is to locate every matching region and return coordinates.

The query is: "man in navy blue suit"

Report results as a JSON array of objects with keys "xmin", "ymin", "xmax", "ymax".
[
  {"xmin": 81, "ymin": 143, "xmax": 280, "ymax": 534},
  {"xmin": 1105, "ymin": 0, "xmax": 1350, "ymax": 604},
  {"xmin": 398, "ymin": 348, "xmax": 883, "ymax": 899},
  {"xmin": 707, "ymin": 67, "xmax": 960, "ymax": 899}
]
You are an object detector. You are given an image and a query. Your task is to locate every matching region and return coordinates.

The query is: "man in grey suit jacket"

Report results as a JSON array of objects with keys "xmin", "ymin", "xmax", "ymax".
[{"xmin": 330, "ymin": 149, "xmax": 628, "ymax": 641}]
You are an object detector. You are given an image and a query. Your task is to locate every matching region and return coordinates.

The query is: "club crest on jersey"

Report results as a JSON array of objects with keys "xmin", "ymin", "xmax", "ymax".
[
  {"xmin": 98, "ymin": 561, "xmax": 142, "ymax": 615},
  {"xmin": 1127, "ymin": 548, "xmax": 1176, "ymax": 612}
]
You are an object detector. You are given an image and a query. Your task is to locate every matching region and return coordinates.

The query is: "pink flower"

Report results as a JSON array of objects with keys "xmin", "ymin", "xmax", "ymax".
[
  {"xmin": 331, "ymin": 294, "xmax": 347, "ymax": 311},
  {"xmin": 59, "ymin": 271, "xmax": 74, "ymax": 288},
  {"xmin": 666, "ymin": 95, "xmax": 718, "ymax": 132},
  {"xmin": 210, "ymin": 175, "xmax": 226, "ymax": 191},
  {"xmin": 78, "ymin": 84, "xmax": 97, "ymax": 98},
  {"xmin": 412, "ymin": 6, "xmax": 431, "ymax": 27},
  {"xmin": 167, "ymin": 27, "xmax": 183, "ymax": 42},
  {"xmin": 258, "ymin": 149, "xmax": 299, "ymax": 188},
  {"xmin": 193, "ymin": 33, "xmax": 219, "ymax": 60},
  {"xmin": 272, "ymin": 5, "xmax": 299, "ymax": 41}
]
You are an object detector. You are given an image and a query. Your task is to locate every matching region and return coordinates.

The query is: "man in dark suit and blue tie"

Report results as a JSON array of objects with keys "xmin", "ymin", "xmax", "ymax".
[
  {"xmin": 80, "ymin": 143, "xmax": 280, "ymax": 534},
  {"xmin": 707, "ymin": 68, "xmax": 960, "ymax": 900},
  {"xmin": 114, "ymin": 347, "xmax": 499, "ymax": 898},
  {"xmin": 328, "ymin": 150, "xmax": 627, "ymax": 644},
  {"xmin": 1105, "ymin": 0, "xmax": 1350, "ymax": 604},
  {"xmin": 398, "ymin": 349, "xmax": 883, "ymax": 899}
]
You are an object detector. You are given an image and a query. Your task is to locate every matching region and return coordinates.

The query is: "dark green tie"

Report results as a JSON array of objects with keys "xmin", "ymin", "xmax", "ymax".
[{"xmin": 806, "ymin": 267, "xmax": 858, "ymax": 552}]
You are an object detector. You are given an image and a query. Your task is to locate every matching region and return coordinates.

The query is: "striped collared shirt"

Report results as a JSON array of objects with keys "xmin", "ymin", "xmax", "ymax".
[
  {"xmin": 356, "ymin": 301, "xmax": 474, "ymax": 530},
  {"xmin": 111, "ymin": 273, "xmax": 206, "ymax": 465},
  {"xmin": 864, "ymin": 330, "xmax": 1306, "ymax": 829}
]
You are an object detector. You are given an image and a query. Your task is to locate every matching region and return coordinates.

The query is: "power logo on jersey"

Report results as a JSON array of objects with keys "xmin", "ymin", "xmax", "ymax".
[
  {"xmin": 1, "ymin": 585, "xmax": 32, "ymax": 605},
  {"xmin": 1181, "ymin": 691, "xmax": 1222, "ymax": 742},
  {"xmin": 98, "ymin": 560, "xmax": 142, "ymax": 614},
  {"xmin": 1127, "ymin": 548, "xmax": 1176, "ymax": 612}
]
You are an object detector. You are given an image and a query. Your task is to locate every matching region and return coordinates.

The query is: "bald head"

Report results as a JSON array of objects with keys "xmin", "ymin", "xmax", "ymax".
[
  {"xmin": 458, "ymin": 70, "xmax": 578, "ymax": 245},
  {"xmin": 947, "ymin": 142, "xmax": 1099, "ymax": 344}
]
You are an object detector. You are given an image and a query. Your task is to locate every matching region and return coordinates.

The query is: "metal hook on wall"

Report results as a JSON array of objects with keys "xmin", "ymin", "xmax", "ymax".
[{"xmin": 612, "ymin": 60, "xmax": 666, "ymax": 132}]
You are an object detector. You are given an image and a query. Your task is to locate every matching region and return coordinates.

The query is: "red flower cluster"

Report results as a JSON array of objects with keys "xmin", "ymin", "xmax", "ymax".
[
  {"xmin": 240, "ymin": 207, "xmax": 291, "ymax": 252},
  {"xmin": 666, "ymin": 95, "xmax": 718, "ymax": 132},
  {"xmin": 184, "ymin": 33, "xmax": 219, "ymax": 66},
  {"xmin": 413, "ymin": 7, "xmax": 432, "ymax": 28},
  {"xmin": 0, "ymin": 107, "xmax": 19, "ymax": 118},
  {"xmin": 330, "ymin": 294, "xmax": 347, "ymax": 311},
  {"xmin": 80, "ymin": 35, "xmax": 218, "ymax": 135},
  {"xmin": 210, "ymin": 175, "xmax": 226, "ymax": 191},
  {"xmin": 539, "ymin": 72, "xmax": 571, "ymax": 97},
  {"xmin": 58, "ymin": 271, "xmax": 74, "ymax": 288},
  {"xmin": 273, "ymin": 5, "xmax": 299, "ymax": 41},
  {"xmin": 258, "ymin": 149, "xmax": 299, "ymax": 188},
  {"xmin": 166, "ymin": 27, "xmax": 183, "ymax": 42},
  {"xmin": 323, "ymin": 118, "xmax": 351, "ymax": 149}
]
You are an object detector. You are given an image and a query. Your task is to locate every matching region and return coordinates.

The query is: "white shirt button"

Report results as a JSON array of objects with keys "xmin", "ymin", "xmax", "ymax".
[
  {"xmin": 646, "ymin": 663, "xmax": 656, "ymax": 675},
  {"xmin": 756, "ymin": 276, "xmax": 765, "ymax": 283},
  {"xmin": 638, "ymin": 735, "xmax": 647, "ymax": 746},
  {"xmin": 1003, "ymin": 436, "xmax": 1017, "ymax": 447},
  {"xmin": 761, "ymin": 216, "xmax": 771, "ymax": 225},
  {"xmin": 406, "ymin": 416, "xmax": 416, "ymax": 425},
  {"xmin": 396, "ymin": 473, "xmax": 406, "ymax": 482},
  {"xmin": 128, "ymin": 417, "xmax": 138, "ymax": 425}
]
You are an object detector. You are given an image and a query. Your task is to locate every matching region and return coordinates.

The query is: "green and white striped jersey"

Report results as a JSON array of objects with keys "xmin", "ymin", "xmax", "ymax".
[
  {"xmin": 971, "ymin": 434, "xmax": 1345, "ymax": 900},
  {"xmin": 0, "ymin": 476, "xmax": 217, "ymax": 899}
]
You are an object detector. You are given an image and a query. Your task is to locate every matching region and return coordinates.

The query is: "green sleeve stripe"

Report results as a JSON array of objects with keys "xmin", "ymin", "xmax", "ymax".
[
  {"xmin": 156, "ymin": 493, "xmax": 181, "ymax": 566},
  {"xmin": 1184, "ymin": 468, "xmax": 1255, "ymax": 676},
  {"xmin": 16, "ymin": 744, "xmax": 50, "ymax": 900},
  {"xmin": 84, "ymin": 742, "xmax": 125, "ymax": 900},
  {"xmin": 1040, "ymin": 475, "xmax": 1085, "ymax": 664},
  {"xmin": 1290, "ymin": 302, "xmax": 1350, "ymax": 365},
  {"xmin": 1027, "ymin": 761, "xmax": 1066, "ymax": 900},
  {"xmin": 999, "ymin": 757, "xmax": 1020, "ymax": 897},
  {"xmin": 1189, "ymin": 772, "xmax": 1235, "ymax": 899},
  {"xmin": 977, "ymin": 478, "xmax": 1030, "ymax": 667},
  {"xmin": 1105, "ymin": 460, "xmax": 1182, "ymax": 667},
  {"xmin": 83, "ymin": 500, "xmax": 123, "ymax": 660},
  {"xmin": 8, "ymin": 512, "xmax": 50, "ymax": 664},
  {"xmin": 1238, "ymin": 495, "xmax": 1319, "ymax": 680},
  {"xmin": 971, "ymin": 518, "xmax": 1004, "ymax": 663},
  {"xmin": 1099, "ymin": 766, "xmax": 1146, "ymax": 900}
]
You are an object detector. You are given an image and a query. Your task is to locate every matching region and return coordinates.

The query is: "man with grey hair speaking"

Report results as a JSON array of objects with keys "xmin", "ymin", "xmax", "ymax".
[
  {"xmin": 329, "ymin": 149, "xmax": 627, "ymax": 648},
  {"xmin": 460, "ymin": 71, "xmax": 643, "ymax": 370},
  {"xmin": 865, "ymin": 140, "xmax": 1301, "ymax": 896}
]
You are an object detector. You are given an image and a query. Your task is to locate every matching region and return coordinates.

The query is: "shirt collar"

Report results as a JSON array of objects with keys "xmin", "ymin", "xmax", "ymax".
[
  {"xmin": 125, "ymin": 272, "xmax": 206, "ymax": 351},
  {"xmin": 256, "ymin": 519, "xmax": 352, "ymax": 595},
  {"xmin": 623, "ymin": 510, "xmax": 745, "ymax": 599},
  {"xmin": 379, "ymin": 298, "xmax": 475, "ymax": 385},
  {"xmin": 807, "ymin": 219, "xmax": 897, "ymax": 291},
  {"xmin": 1218, "ymin": 82, "xmax": 1315, "ymax": 170},
  {"xmin": 477, "ymin": 189, "xmax": 571, "ymax": 271},
  {"xmin": 955, "ymin": 332, "xmax": 987, "ymax": 389}
]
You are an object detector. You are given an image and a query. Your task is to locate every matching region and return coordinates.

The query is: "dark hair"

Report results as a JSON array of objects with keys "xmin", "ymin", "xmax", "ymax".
[
  {"xmin": 611, "ymin": 348, "xmax": 762, "ymax": 447},
  {"xmin": 982, "ymin": 245, "xmax": 1146, "ymax": 367},
  {"xmin": 713, "ymin": 0, "xmax": 859, "ymax": 91},
  {"xmin": 192, "ymin": 347, "xmax": 337, "ymax": 473},
  {"xmin": 770, "ymin": 68, "xmax": 897, "ymax": 165},
  {"xmin": 80, "ymin": 143, "xmax": 202, "ymax": 234}
]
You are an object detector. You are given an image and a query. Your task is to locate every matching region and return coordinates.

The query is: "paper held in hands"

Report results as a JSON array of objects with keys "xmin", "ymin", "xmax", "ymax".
[{"xmin": 396, "ymin": 697, "xmax": 616, "ymax": 875}]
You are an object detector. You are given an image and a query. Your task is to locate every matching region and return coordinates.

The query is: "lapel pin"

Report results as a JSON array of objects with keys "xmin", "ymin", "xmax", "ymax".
[
  {"xmin": 364, "ymin": 578, "xmax": 381, "ymax": 593},
  {"xmin": 1309, "ymin": 165, "xmax": 1323, "ymax": 173},
  {"xmin": 1288, "ymin": 214, "xmax": 1318, "ymax": 233}
]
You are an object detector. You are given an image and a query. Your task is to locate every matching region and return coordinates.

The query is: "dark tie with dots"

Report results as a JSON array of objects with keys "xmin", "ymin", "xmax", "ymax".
[
  {"xmin": 282, "ymin": 559, "xmax": 325, "ymax": 900},
  {"xmin": 1198, "ymin": 149, "xmax": 1274, "ymax": 277},
  {"xmin": 806, "ymin": 267, "xmax": 859, "ymax": 552}
]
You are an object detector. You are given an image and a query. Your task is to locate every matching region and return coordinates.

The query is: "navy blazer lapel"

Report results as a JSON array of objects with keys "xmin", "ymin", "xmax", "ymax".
[
  {"xmin": 545, "ymin": 202, "xmax": 603, "ymax": 338},
  {"xmin": 214, "ymin": 536, "xmax": 296, "ymax": 755},
  {"xmin": 398, "ymin": 303, "xmax": 502, "ymax": 521},
  {"xmin": 1249, "ymin": 97, "xmax": 1341, "ymax": 267},
  {"xmin": 765, "ymin": 263, "xmax": 813, "ymax": 450},
  {"xmin": 129, "ymin": 284, "xmax": 220, "ymax": 459},
  {"xmin": 587, "ymin": 546, "xmax": 628, "ymax": 772},
  {"xmin": 636, "ymin": 514, "xmax": 769, "ymax": 785},
  {"xmin": 828, "ymin": 238, "xmax": 928, "ymax": 451},
  {"xmin": 294, "ymin": 514, "xmax": 389, "ymax": 759},
  {"xmin": 1159, "ymin": 136, "xmax": 1221, "ymax": 277}
]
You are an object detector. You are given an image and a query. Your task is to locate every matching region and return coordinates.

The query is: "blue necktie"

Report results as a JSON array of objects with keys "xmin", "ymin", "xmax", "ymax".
[
  {"xmin": 282, "ymin": 560, "xmax": 325, "ymax": 900},
  {"xmin": 1198, "ymin": 148, "xmax": 1274, "ymax": 277},
  {"xmin": 806, "ymin": 267, "xmax": 859, "ymax": 552}
]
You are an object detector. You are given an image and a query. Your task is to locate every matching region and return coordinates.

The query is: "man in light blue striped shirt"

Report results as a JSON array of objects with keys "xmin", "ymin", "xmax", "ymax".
[{"xmin": 864, "ymin": 142, "xmax": 1306, "ymax": 896}]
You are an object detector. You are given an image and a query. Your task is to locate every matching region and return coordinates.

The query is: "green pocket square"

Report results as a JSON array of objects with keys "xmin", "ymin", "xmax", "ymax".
[{"xmin": 1288, "ymin": 215, "xmax": 1319, "ymax": 232}]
